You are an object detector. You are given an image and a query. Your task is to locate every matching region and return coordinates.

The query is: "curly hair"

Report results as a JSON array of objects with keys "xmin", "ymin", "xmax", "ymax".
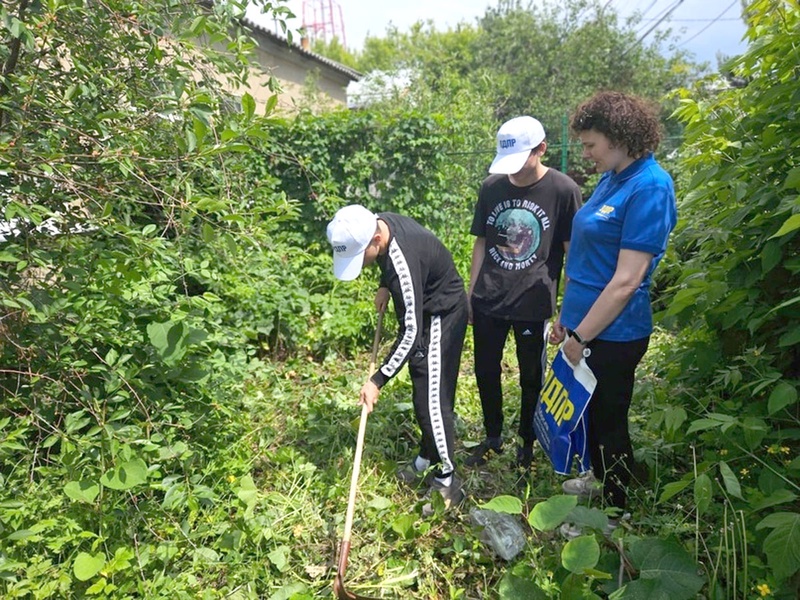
[{"xmin": 570, "ymin": 91, "xmax": 662, "ymax": 158}]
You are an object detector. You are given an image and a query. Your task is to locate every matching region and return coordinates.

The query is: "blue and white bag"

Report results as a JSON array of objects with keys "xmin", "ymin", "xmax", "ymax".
[{"xmin": 533, "ymin": 348, "xmax": 596, "ymax": 475}]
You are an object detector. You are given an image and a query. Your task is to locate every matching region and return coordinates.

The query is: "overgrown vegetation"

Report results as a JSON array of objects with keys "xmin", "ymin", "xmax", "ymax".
[
  {"xmin": 0, "ymin": 0, "xmax": 797, "ymax": 598},
  {"xmin": 317, "ymin": 0, "xmax": 700, "ymax": 168}
]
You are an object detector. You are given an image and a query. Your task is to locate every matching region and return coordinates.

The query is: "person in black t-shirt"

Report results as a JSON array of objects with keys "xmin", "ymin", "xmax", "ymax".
[
  {"xmin": 327, "ymin": 204, "xmax": 469, "ymax": 514},
  {"xmin": 466, "ymin": 116, "xmax": 582, "ymax": 470}
]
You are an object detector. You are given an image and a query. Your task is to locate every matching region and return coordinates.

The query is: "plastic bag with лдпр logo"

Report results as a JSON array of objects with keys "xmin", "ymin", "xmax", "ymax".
[{"xmin": 533, "ymin": 347, "xmax": 596, "ymax": 476}]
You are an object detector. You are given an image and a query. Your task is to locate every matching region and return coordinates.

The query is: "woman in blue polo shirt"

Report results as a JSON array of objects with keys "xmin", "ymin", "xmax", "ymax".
[{"xmin": 550, "ymin": 91, "xmax": 677, "ymax": 528}]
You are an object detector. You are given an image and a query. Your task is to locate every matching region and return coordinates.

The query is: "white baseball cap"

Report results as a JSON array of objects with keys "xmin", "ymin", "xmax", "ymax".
[
  {"xmin": 489, "ymin": 116, "xmax": 546, "ymax": 175},
  {"xmin": 326, "ymin": 204, "xmax": 379, "ymax": 281}
]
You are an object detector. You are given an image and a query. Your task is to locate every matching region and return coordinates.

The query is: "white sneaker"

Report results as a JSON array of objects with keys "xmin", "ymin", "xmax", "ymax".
[{"xmin": 562, "ymin": 471, "xmax": 603, "ymax": 499}]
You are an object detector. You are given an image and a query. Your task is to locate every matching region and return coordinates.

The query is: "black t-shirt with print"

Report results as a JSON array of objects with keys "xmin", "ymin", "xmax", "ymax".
[{"xmin": 470, "ymin": 169, "xmax": 581, "ymax": 321}]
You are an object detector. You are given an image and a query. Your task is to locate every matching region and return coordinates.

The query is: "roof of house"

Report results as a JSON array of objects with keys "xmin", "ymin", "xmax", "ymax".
[
  {"xmin": 242, "ymin": 17, "xmax": 362, "ymax": 82},
  {"xmin": 196, "ymin": 0, "xmax": 361, "ymax": 82}
]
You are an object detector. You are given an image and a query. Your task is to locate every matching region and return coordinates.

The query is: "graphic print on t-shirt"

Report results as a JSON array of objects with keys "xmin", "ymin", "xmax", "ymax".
[{"xmin": 486, "ymin": 199, "xmax": 550, "ymax": 271}]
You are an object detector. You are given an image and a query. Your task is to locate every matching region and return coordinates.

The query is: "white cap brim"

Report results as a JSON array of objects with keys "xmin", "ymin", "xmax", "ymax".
[
  {"xmin": 489, "ymin": 150, "xmax": 530, "ymax": 175},
  {"xmin": 332, "ymin": 251, "xmax": 366, "ymax": 281}
]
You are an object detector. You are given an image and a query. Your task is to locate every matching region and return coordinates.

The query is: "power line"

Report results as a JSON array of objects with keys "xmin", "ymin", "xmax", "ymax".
[
  {"xmin": 678, "ymin": 0, "xmax": 740, "ymax": 47},
  {"xmin": 625, "ymin": 0, "xmax": 685, "ymax": 55},
  {"xmin": 642, "ymin": 17, "xmax": 740, "ymax": 22},
  {"xmin": 638, "ymin": 0, "xmax": 660, "ymax": 20},
  {"xmin": 635, "ymin": 0, "xmax": 684, "ymax": 36}
]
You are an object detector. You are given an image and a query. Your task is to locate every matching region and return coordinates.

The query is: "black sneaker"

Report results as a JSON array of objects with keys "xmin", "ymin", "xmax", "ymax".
[
  {"xmin": 515, "ymin": 444, "xmax": 533, "ymax": 469},
  {"xmin": 464, "ymin": 440, "xmax": 503, "ymax": 467},
  {"xmin": 422, "ymin": 474, "xmax": 465, "ymax": 516}
]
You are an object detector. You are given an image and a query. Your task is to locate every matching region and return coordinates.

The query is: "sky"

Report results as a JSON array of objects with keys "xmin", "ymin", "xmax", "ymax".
[{"xmin": 246, "ymin": 0, "xmax": 749, "ymax": 66}]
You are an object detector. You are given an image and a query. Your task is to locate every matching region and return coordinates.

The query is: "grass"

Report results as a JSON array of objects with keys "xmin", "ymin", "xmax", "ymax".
[
  {"xmin": 4, "ymin": 324, "xmax": 781, "ymax": 598},
  {"xmin": 241, "ymin": 331, "xmax": 666, "ymax": 598}
]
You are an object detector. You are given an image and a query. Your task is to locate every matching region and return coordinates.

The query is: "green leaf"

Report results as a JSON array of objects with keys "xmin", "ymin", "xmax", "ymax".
[
  {"xmin": 562, "ymin": 535, "xmax": 600, "ymax": 574},
  {"xmin": 203, "ymin": 143, "xmax": 251, "ymax": 155},
  {"xmin": 479, "ymin": 495, "xmax": 523, "ymax": 515},
  {"xmin": 528, "ymin": 494, "xmax": 577, "ymax": 531},
  {"xmin": 565, "ymin": 506, "xmax": 608, "ymax": 532},
  {"xmin": 105, "ymin": 348, "xmax": 118, "ymax": 366},
  {"xmin": 685, "ymin": 418, "xmax": 721, "ymax": 434},
  {"xmin": 64, "ymin": 480, "xmax": 100, "ymax": 504},
  {"xmin": 265, "ymin": 94, "xmax": 278, "ymax": 115},
  {"xmin": 391, "ymin": 513, "xmax": 416, "ymax": 540},
  {"xmin": 201, "ymin": 222, "xmax": 215, "ymax": 243},
  {"xmin": 185, "ymin": 128, "xmax": 197, "ymax": 153},
  {"xmin": 562, "ymin": 572, "xmax": 603, "ymax": 599},
  {"xmin": 694, "ymin": 474, "xmax": 712, "ymax": 517},
  {"xmin": 188, "ymin": 15, "xmax": 205, "ymax": 36},
  {"xmin": 241, "ymin": 93, "xmax": 255, "ymax": 119},
  {"xmin": 193, "ymin": 116, "xmax": 208, "ymax": 143},
  {"xmin": 100, "ymin": 459, "xmax": 147, "ymax": 490},
  {"xmin": 73, "ymin": 552, "xmax": 106, "ymax": 581},
  {"xmin": 194, "ymin": 547, "xmax": 220, "ymax": 564},
  {"xmin": 42, "ymin": 435, "xmax": 59, "ymax": 448},
  {"xmin": 742, "ymin": 417, "xmax": 769, "ymax": 450},
  {"xmin": 189, "ymin": 103, "xmax": 213, "ymax": 125},
  {"xmin": 193, "ymin": 197, "xmax": 229, "ymax": 212},
  {"xmin": 756, "ymin": 512, "xmax": 800, "ymax": 580},
  {"xmin": 146, "ymin": 320, "xmax": 188, "ymax": 364},
  {"xmin": 267, "ymin": 582, "xmax": 308, "ymax": 600},
  {"xmin": 778, "ymin": 327, "xmax": 800, "ymax": 348},
  {"xmin": 768, "ymin": 381, "xmax": 798, "ymax": 415},
  {"xmin": 9, "ymin": 17, "xmax": 25, "ymax": 39},
  {"xmin": 267, "ymin": 545, "xmax": 290, "ymax": 572},
  {"xmin": 235, "ymin": 475, "xmax": 258, "ymax": 510},
  {"xmin": 761, "ymin": 240, "xmax": 782, "ymax": 273},
  {"xmin": 65, "ymin": 410, "xmax": 91, "ymax": 434},
  {"xmin": 85, "ymin": 577, "xmax": 108, "ymax": 594},
  {"xmin": 626, "ymin": 538, "xmax": 705, "ymax": 600},
  {"xmin": 659, "ymin": 479, "xmax": 691, "ymax": 504},
  {"xmin": 719, "ymin": 461, "xmax": 743, "ymax": 500},
  {"xmin": 782, "ymin": 167, "xmax": 800, "ymax": 190},
  {"xmin": 765, "ymin": 293, "xmax": 800, "ymax": 316},
  {"xmin": 770, "ymin": 213, "xmax": 800, "ymax": 239},
  {"xmin": 367, "ymin": 495, "xmax": 393, "ymax": 510},
  {"xmin": 497, "ymin": 572, "xmax": 548, "ymax": 600},
  {"xmin": 751, "ymin": 490, "xmax": 798, "ymax": 512},
  {"xmin": 663, "ymin": 406, "xmax": 687, "ymax": 433}
]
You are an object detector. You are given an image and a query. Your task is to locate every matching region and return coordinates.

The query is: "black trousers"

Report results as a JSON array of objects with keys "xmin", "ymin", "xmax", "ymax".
[
  {"xmin": 472, "ymin": 310, "xmax": 547, "ymax": 444},
  {"xmin": 409, "ymin": 298, "xmax": 468, "ymax": 476},
  {"xmin": 584, "ymin": 336, "xmax": 649, "ymax": 509}
]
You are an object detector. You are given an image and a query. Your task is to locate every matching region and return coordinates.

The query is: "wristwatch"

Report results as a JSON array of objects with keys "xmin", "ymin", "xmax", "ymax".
[
  {"xmin": 570, "ymin": 329, "xmax": 588, "ymax": 345},
  {"xmin": 570, "ymin": 330, "xmax": 591, "ymax": 358}
]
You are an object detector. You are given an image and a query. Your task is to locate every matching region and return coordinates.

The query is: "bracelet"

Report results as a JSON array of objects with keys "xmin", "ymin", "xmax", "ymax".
[{"xmin": 570, "ymin": 329, "xmax": 588, "ymax": 345}]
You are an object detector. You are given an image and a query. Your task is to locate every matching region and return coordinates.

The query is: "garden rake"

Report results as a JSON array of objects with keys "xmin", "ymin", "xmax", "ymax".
[{"xmin": 333, "ymin": 308, "xmax": 384, "ymax": 600}]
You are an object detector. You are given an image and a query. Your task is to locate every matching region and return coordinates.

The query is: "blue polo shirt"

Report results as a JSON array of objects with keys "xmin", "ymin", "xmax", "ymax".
[{"xmin": 561, "ymin": 153, "xmax": 677, "ymax": 341}]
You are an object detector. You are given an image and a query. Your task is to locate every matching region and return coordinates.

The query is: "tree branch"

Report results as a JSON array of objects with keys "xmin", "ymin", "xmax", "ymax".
[{"xmin": 0, "ymin": 0, "xmax": 31, "ymax": 130}]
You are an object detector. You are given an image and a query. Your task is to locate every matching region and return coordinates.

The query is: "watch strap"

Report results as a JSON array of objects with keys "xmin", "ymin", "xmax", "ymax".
[{"xmin": 571, "ymin": 329, "xmax": 587, "ymax": 345}]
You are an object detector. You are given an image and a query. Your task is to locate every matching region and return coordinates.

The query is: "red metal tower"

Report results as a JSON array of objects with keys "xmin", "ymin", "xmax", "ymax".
[{"xmin": 301, "ymin": 0, "xmax": 347, "ymax": 47}]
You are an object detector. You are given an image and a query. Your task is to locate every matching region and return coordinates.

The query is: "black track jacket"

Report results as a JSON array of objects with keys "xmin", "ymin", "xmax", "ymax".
[{"xmin": 369, "ymin": 212, "xmax": 466, "ymax": 388}]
